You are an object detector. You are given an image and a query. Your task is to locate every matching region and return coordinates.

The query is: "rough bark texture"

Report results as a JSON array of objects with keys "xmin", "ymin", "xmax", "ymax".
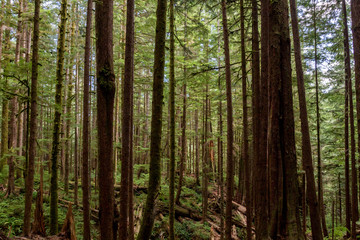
[
  {"xmin": 243, "ymin": 0, "xmax": 252, "ymax": 236},
  {"xmin": 119, "ymin": 0, "xmax": 135, "ymax": 238},
  {"xmin": 95, "ymin": 0, "xmax": 116, "ymax": 236},
  {"xmin": 136, "ymin": 0, "xmax": 166, "ymax": 238},
  {"xmin": 50, "ymin": 0, "xmax": 67, "ymax": 233},
  {"xmin": 169, "ymin": 0, "xmax": 175, "ymax": 238},
  {"xmin": 23, "ymin": 0, "xmax": 40, "ymax": 234},
  {"xmin": 268, "ymin": 0, "xmax": 303, "ymax": 237},
  {"xmin": 256, "ymin": 0, "xmax": 269, "ymax": 237},
  {"xmin": 289, "ymin": 0, "xmax": 323, "ymax": 238},
  {"xmin": 81, "ymin": 0, "xmax": 92, "ymax": 238},
  {"xmin": 221, "ymin": 1, "xmax": 234, "ymax": 239},
  {"xmin": 351, "ymin": 0, "xmax": 360, "ymax": 222}
]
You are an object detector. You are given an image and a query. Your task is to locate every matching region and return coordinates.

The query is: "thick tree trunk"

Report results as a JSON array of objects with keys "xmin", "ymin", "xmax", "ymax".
[
  {"xmin": 289, "ymin": 0, "xmax": 323, "ymax": 238},
  {"xmin": 136, "ymin": 0, "xmax": 166, "ymax": 238},
  {"xmin": 95, "ymin": 0, "xmax": 116, "ymax": 236},
  {"xmin": 268, "ymin": 0, "xmax": 303, "ymax": 237}
]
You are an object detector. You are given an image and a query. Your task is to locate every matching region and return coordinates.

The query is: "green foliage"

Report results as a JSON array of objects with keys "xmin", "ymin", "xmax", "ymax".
[
  {"xmin": 175, "ymin": 219, "xmax": 211, "ymax": 240},
  {"xmin": 0, "ymin": 192, "xmax": 24, "ymax": 237}
]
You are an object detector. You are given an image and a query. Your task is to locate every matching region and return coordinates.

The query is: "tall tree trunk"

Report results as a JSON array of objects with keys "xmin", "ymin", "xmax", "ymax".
[
  {"xmin": 221, "ymin": 1, "xmax": 235, "ymax": 238},
  {"xmin": 351, "ymin": 0, "xmax": 360, "ymax": 224},
  {"xmin": 119, "ymin": 0, "xmax": 135, "ymax": 238},
  {"xmin": 50, "ymin": 0, "xmax": 68, "ymax": 232},
  {"xmin": 136, "ymin": 0, "xmax": 166, "ymax": 238},
  {"xmin": 65, "ymin": 16, "xmax": 75, "ymax": 195},
  {"xmin": 81, "ymin": 0, "xmax": 92, "ymax": 237},
  {"xmin": 169, "ymin": 0, "xmax": 175, "ymax": 238},
  {"xmin": 175, "ymin": 6, "xmax": 187, "ymax": 205},
  {"xmin": 23, "ymin": 0, "xmax": 40, "ymax": 234},
  {"xmin": 95, "ymin": 0, "xmax": 116, "ymax": 235},
  {"xmin": 242, "ymin": 0, "xmax": 251, "ymax": 236},
  {"xmin": 289, "ymin": 0, "xmax": 323, "ymax": 238},
  {"xmin": 342, "ymin": 0, "xmax": 360, "ymax": 237},
  {"xmin": 268, "ymin": 0, "xmax": 303, "ymax": 237},
  {"xmin": 312, "ymin": 2, "xmax": 329, "ymax": 237},
  {"xmin": 255, "ymin": 0, "xmax": 269, "ymax": 236}
]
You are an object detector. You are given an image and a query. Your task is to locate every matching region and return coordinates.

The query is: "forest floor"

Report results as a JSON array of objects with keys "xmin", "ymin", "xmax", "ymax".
[{"xmin": 0, "ymin": 164, "xmax": 250, "ymax": 240}]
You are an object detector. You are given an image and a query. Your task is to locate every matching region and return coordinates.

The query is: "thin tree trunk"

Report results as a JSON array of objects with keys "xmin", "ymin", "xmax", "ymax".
[
  {"xmin": 175, "ymin": 6, "xmax": 187, "ymax": 205},
  {"xmin": 255, "ymin": 0, "xmax": 269, "ymax": 236},
  {"xmin": 136, "ymin": 0, "xmax": 166, "ymax": 238},
  {"xmin": 169, "ymin": 0, "xmax": 175, "ymax": 238},
  {"xmin": 242, "ymin": 0, "xmax": 251, "ymax": 236},
  {"xmin": 221, "ymin": 1, "xmax": 235, "ymax": 238},
  {"xmin": 289, "ymin": 0, "xmax": 323, "ymax": 238},
  {"xmin": 351, "ymin": 0, "xmax": 360, "ymax": 224},
  {"xmin": 119, "ymin": 0, "xmax": 135, "ymax": 238},
  {"xmin": 23, "ymin": 0, "xmax": 40, "ymax": 233},
  {"xmin": 82, "ymin": 1, "xmax": 92, "ymax": 236},
  {"xmin": 49, "ymin": 0, "xmax": 68, "ymax": 232}
]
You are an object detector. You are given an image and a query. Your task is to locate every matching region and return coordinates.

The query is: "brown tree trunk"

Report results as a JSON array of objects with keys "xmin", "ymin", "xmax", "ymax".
[
  {"xmin": 351, "ymin": 0, "xmax": 360, "ymax": 226},
  {"xmin": 175, "ymin": 8, "xmax": 187, "ymax": 205},
  {"xmin": 312, "ymin": 2, "xmax": 329, "ymax": 237},
  {"xmin": 268, "ymin": 0, "xmax": 303, "ymax": 237},
  {"xmin": 243, "ymin": 0, "xmax": 252, "ymax": 236},
  {"xmin": 169, "ymin": 0, "xmax": 175, "ymax": 238},
  {"xmin": 221, "ymin": 1, "xmax": 235, "ymax": 238},
  {"xmin": 136, "ymin": 0, "xmax": 166, "ymax": 238},
  {"xmin": 119, "ymin": 0, "xmax": 135, "ymax": 238},
  {"xmin": 255, "ymin": 0, "xmax": 269, "ymax": 237},
  {"xmin": 81, "ymin": 0, "xmax": 92, "ymax": 238},
  {"xmin": 289, "ymin": 0, "xmax": 323, "ymax": 238},
  {"xmin": 23, "ymin": 0, "xmax": 40, "ymax": 233},
  {"xmin": 95, "ymin": 0, "xmax": 116, "ymax": 236}
]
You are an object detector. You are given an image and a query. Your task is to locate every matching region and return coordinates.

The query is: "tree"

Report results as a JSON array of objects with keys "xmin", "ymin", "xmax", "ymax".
[
  {"xmin": 240, "ymin": 0, "xmax": 252, "ymax": 236},
  {"xmin": 81, "ymin": 0, "xmax": 92, "ymax": 238},
  {"xmin": 255, "ymin": 0, "xmax": 269, "ymax": 237},
  {"xmin": 289, "ymin": 0, "xmax": 323, "ymax": 238},
  {"xmin": 312, "ymin": 2, "xmax": 329, "ymax": 236},
  {"xmin": 95, "ymin": 0, "xmax": 116, "ymax": 236},
  {"xmin": 23, "ymin": 0, "xmax": 40, "ymax": 234},
  {"xmin": 267, "ymin": 0, "xmax": 303, "ymax": 236},
  {"xmin": 119, "ymin": 0, "xmax": 135, "ymax": 238},
  {"xmin": 221, "ymin": 0, "xmax": 234, "ymax": 238},
  {"xmin": 136, "ymin": 0, "xmax": 167, "ymax": 238},
  {"xmin": 168, "ymin": 0, "xmax": 176, "ymax": 238},
  {"xmin": 50, "ymin": 0, "xmax": 68, "ymax": 232}
]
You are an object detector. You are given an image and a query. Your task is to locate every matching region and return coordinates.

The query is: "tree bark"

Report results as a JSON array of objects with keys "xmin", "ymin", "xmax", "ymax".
[
  {"xmin": 95, "ymin": 0, "xmax": 116, "ymax": 236},
  {"xmin": 268, "ymin": 0, "xmax": 303, "ymax": 237},
  {"xmin": 351, "ymin": 0, "xmax": 360, "ymax": 237},
  {"xmin": 119, "ymin": 0, "xmax": 135, "ymax": 238},
  {"xmin": 81, "ymin": 0, "xmax": 92, "ymax": 238},
  {"xmin": 221, "ymin": 1, "xmax": 235, "ymax": 238},
  {"xmin": 289, "ymin": 0, "xmax": 323, "ymax": 238},
  {"xmin": 23, "ymin": 0, "xmax": 40, "ymax": 234},
  {"xmin": 136, "ymin": 0, "xmax": 166, "ymax": 238},
  {"xmin": 169, "ymin": 0, "xmax": 175, "ymax": 238},
  {"xmin": 50, "ymin": 0, "xmax": 68, "ymax": 233},
  {"xmin": 255, "ymin": 0, "xmax": 269, "ymax": 236}
]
